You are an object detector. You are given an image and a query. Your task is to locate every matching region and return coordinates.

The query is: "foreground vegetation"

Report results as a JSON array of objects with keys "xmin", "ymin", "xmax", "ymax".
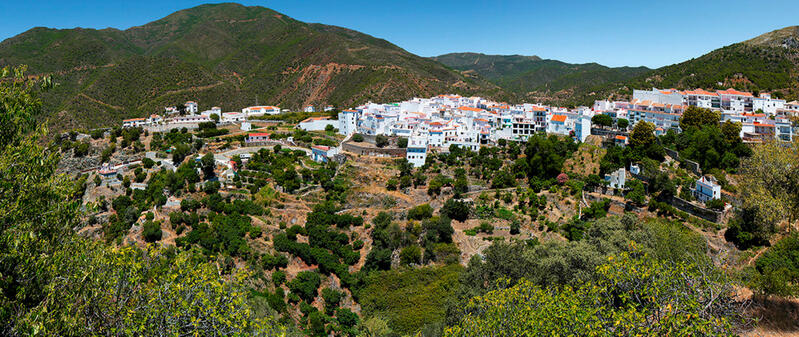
[{"xmin": 4, "ymin": 63, "xmax": 799, "ymax": 336}]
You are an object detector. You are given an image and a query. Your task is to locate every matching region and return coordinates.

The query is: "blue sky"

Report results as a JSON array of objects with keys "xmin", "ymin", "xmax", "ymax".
[{"xmin": 1, "ymin": 0, "xmax": 798, "ymax": 68}]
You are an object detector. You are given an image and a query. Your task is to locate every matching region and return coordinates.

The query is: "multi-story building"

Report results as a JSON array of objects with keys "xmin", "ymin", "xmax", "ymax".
[
  {"xmin": 406, "ymin": 134, "xmax": 428, "ymax": 167},
  {"xmin": 337, "ymin": 109, "xmax": 359, "ymax": 136}
]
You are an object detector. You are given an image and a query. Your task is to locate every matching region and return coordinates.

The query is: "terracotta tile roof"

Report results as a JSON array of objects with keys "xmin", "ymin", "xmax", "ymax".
[
  {"xmin": 551, "ymin": 115, "xmax": 567, "ymax": 123},
  {"xmin": 717, "ymin": 88, "xmax": 753, "ymax": 97}
]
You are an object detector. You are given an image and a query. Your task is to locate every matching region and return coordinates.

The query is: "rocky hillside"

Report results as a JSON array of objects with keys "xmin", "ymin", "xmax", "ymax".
[{"xmin": 0, "ymin": 3, "xmax": 501, "ymax": 131}]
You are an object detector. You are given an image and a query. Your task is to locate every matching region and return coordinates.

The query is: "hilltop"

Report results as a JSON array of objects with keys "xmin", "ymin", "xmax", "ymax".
[
  {"xmin": 0, "ymin": 3, "xmax": 501, "ymax": 131},
  {"xmin": 433, "ymin": 52, "xmax": 650, "ymax": 104},
  {"xmin": 566, "ymin": 26, "xmax": 799, "ymax": 105}
]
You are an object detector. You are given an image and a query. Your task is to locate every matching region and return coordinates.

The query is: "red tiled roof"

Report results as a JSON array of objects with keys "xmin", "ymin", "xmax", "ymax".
[
  {"xmin": 551, "ymin": 115, "xmax": 567, "ymax": 123},
  {"xmin": 717, "ymin": 88, "xmax": 753, "ymax": 97}
]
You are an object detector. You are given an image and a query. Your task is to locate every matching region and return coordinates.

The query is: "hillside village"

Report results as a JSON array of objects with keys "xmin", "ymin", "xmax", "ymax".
[
  {"xmin": 110, "ymin": 86, "xmax": 797, "ymax": 212},
  {"xmin": 48, "ymin": 81, "xmax": 796, "ymax": 335},
  {"xmin": 7, "ymin": 1, "xmax": 799, "ymax": 335}
]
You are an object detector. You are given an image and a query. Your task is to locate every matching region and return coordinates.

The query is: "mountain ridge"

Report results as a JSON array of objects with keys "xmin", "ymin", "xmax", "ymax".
[
  {"xmin": 0, "ymin": 3, "xmax": 502, "ymax": 130},
  {"xmin": 432, "ymin": 52, "xmax": 651, "ymax": 103}
]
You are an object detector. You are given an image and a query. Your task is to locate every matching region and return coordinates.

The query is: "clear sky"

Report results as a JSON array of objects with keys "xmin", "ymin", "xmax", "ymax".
[{"xmin": 1, "ymin": 0, "xmax": 798, "ymax": 68}]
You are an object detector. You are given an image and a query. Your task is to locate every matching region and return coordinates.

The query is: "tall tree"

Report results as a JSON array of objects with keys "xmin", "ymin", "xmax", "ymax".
[
  {"xmin": 727, "ymin": 140, "xmax": 799, "ymax": 247},
  {"xmin": 629, "ymin": 121, "xmax": 656, "ymax": 148},
  {"xmin": 680, "ymin": 106, "xmax": 721, "ymax": 130}
]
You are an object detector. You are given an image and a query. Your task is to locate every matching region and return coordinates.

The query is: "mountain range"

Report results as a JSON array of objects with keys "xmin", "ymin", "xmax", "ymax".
[
  {"xmin": 0, "ymin": 3, "xmax": 797, "ymax": 130},
  {"xmin": 432, "ymin": 53, "xmax": 651, "ymax": 104},
  {"xmin": 0, "ymin": 3, "xmax": 500, "ymax": 130}
]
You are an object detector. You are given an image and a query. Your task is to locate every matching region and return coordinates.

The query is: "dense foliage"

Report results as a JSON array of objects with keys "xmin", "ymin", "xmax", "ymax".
[
  {"xmin": 0, "ymin": 66, "xmax": 280, "ymax": 335},
  {"xmin": 446, "ymin": 250, "xmax": 745, "ymax": 336}
]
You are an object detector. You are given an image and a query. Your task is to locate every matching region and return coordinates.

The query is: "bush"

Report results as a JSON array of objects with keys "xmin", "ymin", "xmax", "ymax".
[
  {"xmin": 352, "ymin": 134, "xmax": 364, "ymax": 142},
  {"xmin": 287, "ymin": 271, "xmax": 321, "ymax": 303},
  {"xmin": 335, "ymin": 308, "xmax": 359, "ymax": 328},
  {"xmin": 322, "ymin": 288, "xmax": 343, "ymax": 313},
  {"xmin": 755, "ymin": 233, "xmax": 799, "ymax": 296},
  {"xmin": 408, "ymin": 204, "xmax": 434, "ymax": 220},
  {"xmin": 272, "ymin": 270, "xmax": 286, "ymax": 286},
  {"xmin": 375, "ymin": 135, "xmax": 389, "ymax": 148},
  {"xmin": 142, "ymin": 221, "xmax": 162, "ymax": 243},
  {"xmin": 400, "ymin": 245, "xmax": 422, "ymax": 266},
  {"xmin": 397, "ymin": 137, "xmax": 408, "ymax": 148},
  {"xmin": 441, "ymin": 198, "xmax": 470, "ymax": 222}
]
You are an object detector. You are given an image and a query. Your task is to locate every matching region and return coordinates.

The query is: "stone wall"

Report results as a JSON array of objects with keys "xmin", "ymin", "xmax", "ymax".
[
  {"xmin": 669, "ymin": 196, "xmax": 723, "ymax": 223},
  {"xmin": 342, "ymin": 142, "xmax": 406, "ymax": 157}
]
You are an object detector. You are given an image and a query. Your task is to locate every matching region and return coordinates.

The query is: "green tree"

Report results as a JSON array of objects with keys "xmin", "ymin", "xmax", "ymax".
[
  {"xmin": 288, "ymin": 271, "xmax": 322, "ymax": 302},
  {"xmin": 591, "ymin": 114, "xmax": 613, "ymax": 128},
  {"xmin": 720, "ymin": 120, "xmax": 742, "ymax": 143},
  {"xmin": 172, "ymin": 143, "xmax": 190, "ymax": 164},
  {"xmin": 201, "ymin": 152, "xmax": 215, "ymax": 179},
  {"xmin": 0, "ymin": 66, "xmax": 281, "ymax": 335},
  {"xmin": 375, "ymin": 135, "xmax": 389, "ymax": 148},
  {"xmin": 209, "ymin": 113, "xmax": 220, "ymax": 122},
  {"xmin": 726, "ymin": 140, "xmax": 799, "ymax": 248},
  {"xmin": 400, "ymin": 245, "xmax": 422, "ymax": 265},
  {"xmin": 446, "ymin": 250, "xmax": 745, "ymax": 336},
  {"xmin": 408, "ymin": 203, "xmax": 434, "ymax": 220},
  {"xmin": 352, "ymin": 134, "xmax": 364, "ymax": 142},
  {"xmin": 142, "ymin": 221, "xmax": 163, "ymax": 242},
  {"xmin": 680, "ymin": 106, "xmax": 721, "ymax": 130},
  {"xmin": 441, "ymin": 198, "xmax": 470, "ymax": 222},
  {"xmin": 629, "ymin": 121, "xmax": 656, "ymax": 148},
  {"xmin": 755, "ymin": 233, "xmax": 799, "ymax": 296},
  {"xmin": 616, "ymin": 118, "xmax": 629, "ymax": 129},
  {"xmin": 397, "ymin": 137, "xmax": 408, "ymax": 148}
]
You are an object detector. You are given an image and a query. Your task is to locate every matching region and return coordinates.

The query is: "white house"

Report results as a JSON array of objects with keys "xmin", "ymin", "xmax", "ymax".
[
  {"xmin": 574, "ymin": 115, "xmax": 592, "ymax": 142},
  {"xmin": 122, "ymin": 118, "xmax": 146, "ymax": 128},
  {"xmin": 222, "ymin": 112, "xmax": 246, "ymax": 123},
  {"xmin": 406, "ymin": 134, "xmax": 428, "ymax": 167},
  {"xmin": 547, "ymin": 114, "xmax": 570, "ymax": 136},
  {"xmin": 338, "ymin": 109, "xmax": 359, "ymax": 135},
  {"xmin": 298, "ymin": 116, "xmax": 337, "ymax": 131},
  {"xmin": 311, "ymin": 145, "xmax": 338, "ymax": 163},
  {"xmin": 605, "ymin": 168, "xmax": 626, "ymax": 189},
  {"xmin": 172, "ymin": 115, "xmax": 212, "ymax": 124},
  {"xmin": 243, "ymin": 106, "xmax": 281, "ymax": 116},
  {"xmin": 752, "ymin": 93, "xmax": 784, "ymax": 115},
  {"xmin": 693, "ymin": 176, "xmax": 721, "ymax": 202},
  {"xmin": 185, "ymin": 101, "xmax": 198, "ymax": 114},
  {"xmin": 247, "ymin": 132, "xmax": 271, "ymax": 143},
  {"xmin": 304, "ymin": 105, "xmax": 315, "ymax": 113},
  {"xmin": 324, "ymin": 105, "xmax": 335, "ymax": 112}
]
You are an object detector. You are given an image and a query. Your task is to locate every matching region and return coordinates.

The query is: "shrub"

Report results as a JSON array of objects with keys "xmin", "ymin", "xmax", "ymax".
[
  {"xmin": 142, "ymin": 221, "xmax": 162, "ymax": 243},
  {"xmin": 272, "ymin": 270, "xmax": 286, "ymax": 286},
  {"xmin": 441, "ymin": 198, "xmax": 470, "ymax": 222},
  {"xmin": 408, "ymin": 204, "xmax": 434, "ymax": 220},
  {"xmin": 400, "ymin": 245, "xmax": 422, "ymax": 266},
  {"xmin": 287, "ymin": 271, "xmax": 321, "ymax": 303}
]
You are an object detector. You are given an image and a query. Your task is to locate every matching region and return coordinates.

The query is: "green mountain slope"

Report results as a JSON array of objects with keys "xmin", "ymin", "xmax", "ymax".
[
  {"xmin": 432, "ymin": 52, "xmax": 650, "ymax": 102},
  {"xmin": 0, "ymin": 3, "xmax": 501, "ymax": 130},
  {"xmin": 568, "ymin": 26, "xmax": 799, "ymax": 105}
]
